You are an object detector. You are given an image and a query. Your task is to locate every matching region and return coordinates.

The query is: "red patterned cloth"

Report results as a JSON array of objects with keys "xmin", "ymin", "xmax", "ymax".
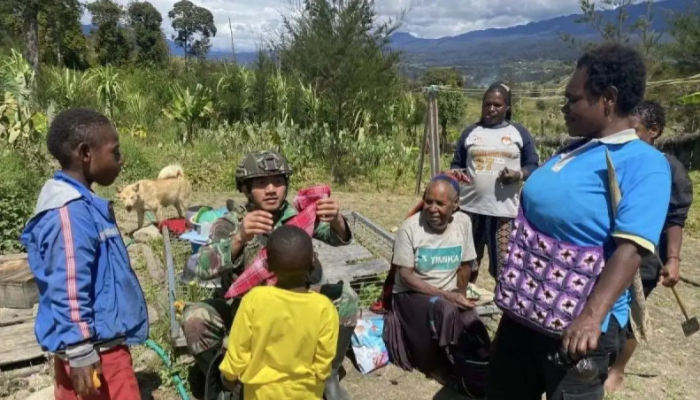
[
  {"xmin": 224, "ymin": 185, "xmax": 331, "ymax": 299},
  {"xmin": 370, "ymin": 171, "xmax": 468, "ymax": 313}
]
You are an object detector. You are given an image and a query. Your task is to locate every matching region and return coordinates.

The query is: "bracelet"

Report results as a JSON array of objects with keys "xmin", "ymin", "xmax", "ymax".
[{"xmin": 667, "ymin": 256, "xmax": 681, "ymax": 261}]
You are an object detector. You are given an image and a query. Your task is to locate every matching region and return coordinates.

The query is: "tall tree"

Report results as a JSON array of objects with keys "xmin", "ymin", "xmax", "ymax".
[
  {"xmin": 8, "ymin": 0, "xmax": 42, "ymax": 74},
  {"xmin": 40, "ymin": 0, "xmax": 90, "ymax": 69},
  {"xmin": 0, "ymin": 1, "xmax": 22, "ymax": 52},
  {"xmin": 87, "ymin": 0, "xmax": 133, "ymax": 66},
  {"xmin": 128, "ymin": 1, "xmax": 169, "ymax": 66},
  {"xmin": 277, "ymin": 0, "xmax": 402, "ymax": 181},
  {"xmin": 168, "ymin": 0, "xmax": 217, "ymax": 68},
  {"xmin": 562, "ymin": 0, "xmax": 663, "ymax": 78},
  {"xmin": 668, "ymin": 0, "xmax": 700, "ymax": 75}
]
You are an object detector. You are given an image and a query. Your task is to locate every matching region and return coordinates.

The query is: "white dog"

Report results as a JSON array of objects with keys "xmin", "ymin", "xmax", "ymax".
[{"xmin": 118, "ymin": 165, "xmax": 192, "ymax": 231}]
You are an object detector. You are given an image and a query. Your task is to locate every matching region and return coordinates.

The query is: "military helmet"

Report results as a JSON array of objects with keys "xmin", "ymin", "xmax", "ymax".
[{"xmin": 235, "ymin": 150, "xmax": 293, "ymax": 192}]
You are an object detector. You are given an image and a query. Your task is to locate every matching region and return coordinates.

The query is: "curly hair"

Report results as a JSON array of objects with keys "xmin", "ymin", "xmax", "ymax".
[
  {"xmin": 576, "ymin": 42, "xmax": 646, "ymax": 114},
  {"xmin": 47, "ymin": 108, "xmax": 112, "ymax": 167},
  {"xmin": 631, "ymin": 100, "xmax": 666, "ymax": 136}
]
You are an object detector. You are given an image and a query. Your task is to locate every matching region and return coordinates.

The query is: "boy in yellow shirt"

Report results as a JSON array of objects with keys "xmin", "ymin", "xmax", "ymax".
[{"xmin": 220, "ymin": 226, "xmax": 340, "ymax": 400}]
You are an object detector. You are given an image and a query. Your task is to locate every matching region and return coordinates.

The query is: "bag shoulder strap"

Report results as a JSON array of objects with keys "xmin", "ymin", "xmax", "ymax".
[{"xmin": 605, "ymin": 148, "xmax": 622, "ymax": 213}]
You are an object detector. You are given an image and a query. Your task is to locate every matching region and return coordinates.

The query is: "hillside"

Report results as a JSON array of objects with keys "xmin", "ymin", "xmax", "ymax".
[
  {"xmin": 81, "ymin": 0, "xmax": 689, "ymax": 82},
  {"xmin": 388, "ymin": 0, "xmax": 687, "ymax": 82}
]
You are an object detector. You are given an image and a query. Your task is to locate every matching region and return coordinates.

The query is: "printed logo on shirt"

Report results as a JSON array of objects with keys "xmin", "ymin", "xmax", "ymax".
[
  {"xmin": 467, "ymin": 135, "xmax": 484, "ymax": 145},
  {"xmin": 501, "ymin": 136, "xmax": 512, "ymax": 145},
  {"xmin": 416, "ymin": 245, "xmax": 463, "ymax": 272},
  {"xmin": 473, "ymin": 156, "xmax": 501, "ymax": 175}
]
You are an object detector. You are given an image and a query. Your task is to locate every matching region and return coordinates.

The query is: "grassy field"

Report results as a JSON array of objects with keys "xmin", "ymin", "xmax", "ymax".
[{"xmin": 2, "ymin": 187, "xmax": 700, "ymax": 400}]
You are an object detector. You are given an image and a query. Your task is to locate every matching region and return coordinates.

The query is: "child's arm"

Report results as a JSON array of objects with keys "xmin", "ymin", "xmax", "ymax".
[
  {"xmin": 42, "ymin": 202, "xmax": 100, "ymax": 368},
  {"xmin": 312, "ymin": 302, "xmax": 340, "ymax": 381},
  {"xmin": 219, "ymin": 294, "xmax": 254, "ymax": 383}
]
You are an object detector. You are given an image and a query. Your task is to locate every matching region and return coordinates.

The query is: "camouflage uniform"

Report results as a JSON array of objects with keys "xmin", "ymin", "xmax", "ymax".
[
  {"xmin": 182, "ymin": 150, "xmax": 359, "ymax": 400},
  {"xmin": 182, "ymin": 201, "xmax": 360, "ymax": 355}
]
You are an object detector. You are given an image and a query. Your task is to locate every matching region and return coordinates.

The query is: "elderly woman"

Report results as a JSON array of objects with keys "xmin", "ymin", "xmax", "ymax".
[
  {"xmin": 450, "ymin": 82, "xmax": 539, "ymax": 280},
  {"xmin": 384, "ymin": 175, "xmax": 490, "ymax": 391},
  {"xmin": 486, "ymin": 43, "xmax": 671, "ymax": 400}
]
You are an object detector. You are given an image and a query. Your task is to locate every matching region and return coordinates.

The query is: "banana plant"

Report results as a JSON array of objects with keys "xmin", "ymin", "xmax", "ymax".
[
  {"xmin": 679, "ymin": 92, "xmax": 700, "ymax": 105},
  {"xmin": 0, "ymin": 50, "xmax": 35, "ymax": 101},
  {"xmin": 162, "ymin": 84, "xmax": 214, "ymax": 144},
  {"xmin": 0, "ymin": 91, "xmax": 38, "ymax": 145},
  {"xmin": 85, "ymin": 66, "xmax": 121, "ymax": 120}
]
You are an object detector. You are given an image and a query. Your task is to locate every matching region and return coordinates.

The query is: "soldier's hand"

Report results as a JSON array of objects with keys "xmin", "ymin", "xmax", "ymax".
[
  {"xmin": 316, "ymin": 198, "xmax": 342, "ymax": 225},
  {"xmin": 239, "ymin": 210, "xmax": 274, "ymax": 242}
]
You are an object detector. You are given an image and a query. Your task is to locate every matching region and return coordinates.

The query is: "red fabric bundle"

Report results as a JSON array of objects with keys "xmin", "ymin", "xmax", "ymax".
[{"xmin": 224, "ymin": 185, "xmax": 331, "ymax": 299}]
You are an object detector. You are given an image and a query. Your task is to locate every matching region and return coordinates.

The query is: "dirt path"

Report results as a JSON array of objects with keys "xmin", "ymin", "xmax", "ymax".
[{"xmin": 2, "ymin": 191, "xmax": 699, "ymax": 400}]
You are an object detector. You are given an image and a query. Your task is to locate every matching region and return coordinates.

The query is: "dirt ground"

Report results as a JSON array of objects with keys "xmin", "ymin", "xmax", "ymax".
[{"xmin": 2, "ymin": 190, "xmax": 700, "ymax": 400}]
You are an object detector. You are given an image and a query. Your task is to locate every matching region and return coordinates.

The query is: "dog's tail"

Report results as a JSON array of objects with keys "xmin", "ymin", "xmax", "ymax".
[{"xmin": 157, "ymin": 164, "xmax": 185, "ymax": 180}]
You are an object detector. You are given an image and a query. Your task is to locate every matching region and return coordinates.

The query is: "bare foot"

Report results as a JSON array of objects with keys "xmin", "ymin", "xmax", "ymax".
[{"xmin": 605, "ymin": 367, "xmax": 625, "ymax": 392}]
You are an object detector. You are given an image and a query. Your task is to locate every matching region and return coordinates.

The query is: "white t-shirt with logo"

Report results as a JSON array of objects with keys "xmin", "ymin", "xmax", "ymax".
[
  {"xmin": 451, "ymin": 122, "xmax": 539, "ymax": 218},
  {"xmin": 392, "ymin": 211, "xmax": 477, "ymax": 293}
]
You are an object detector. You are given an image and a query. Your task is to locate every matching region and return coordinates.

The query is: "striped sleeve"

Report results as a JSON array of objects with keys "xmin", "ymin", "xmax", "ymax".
[
  {"xmin": 42, "ymin": 200, "xmax": 99, "ymax": 360},
  {"xmin": 451, "ymin": 124, "xmax": 477, "ymax": 170},
  {"xmin": 513, "ymin": 123, "xmax": 540, "ymax": 174}
]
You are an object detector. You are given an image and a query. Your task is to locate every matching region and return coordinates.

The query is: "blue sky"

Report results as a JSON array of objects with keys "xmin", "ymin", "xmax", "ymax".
[{"xmin": 82, "ymin": 0, "xmax": 588, "ymax": 52}]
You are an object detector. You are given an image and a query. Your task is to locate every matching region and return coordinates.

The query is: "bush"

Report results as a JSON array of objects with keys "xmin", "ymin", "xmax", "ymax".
[
  {"xmin": 0, "ymin": 190, "xmax": 33, "ymax": 254},
  {"xmin": 0, "ymin": 148, "xmax": 51, "ymax": 254}
]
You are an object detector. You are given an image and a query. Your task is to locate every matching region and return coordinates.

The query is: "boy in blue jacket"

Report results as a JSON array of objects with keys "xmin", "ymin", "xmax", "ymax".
[{"xmin": 21, "ymin": 109, "xmax": 148, "ymax": 399}]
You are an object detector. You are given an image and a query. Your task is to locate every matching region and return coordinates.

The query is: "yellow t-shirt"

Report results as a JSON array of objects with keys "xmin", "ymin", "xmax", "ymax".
[{"xmin": 220, "ymin": 286, "xmax": 340, "ymax": 400}]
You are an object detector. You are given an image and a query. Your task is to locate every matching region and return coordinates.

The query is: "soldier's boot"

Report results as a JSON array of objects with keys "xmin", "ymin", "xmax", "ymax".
[{"xmin": 324, "ymin": 326, "xmax": 354, "ymax": 400}]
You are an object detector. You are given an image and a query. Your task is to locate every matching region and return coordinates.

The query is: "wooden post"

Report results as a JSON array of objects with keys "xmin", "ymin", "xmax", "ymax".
[
  {"xmin": 415, "ymin": 108, "xmax": 429, "ymax": 195},
  {"xmin": 428, "ymin": 86, "xmax": 441, "ymax": 177},
  {"xmin": 415, "ymin": 85, "xmax": 442, "ymax": 194}
]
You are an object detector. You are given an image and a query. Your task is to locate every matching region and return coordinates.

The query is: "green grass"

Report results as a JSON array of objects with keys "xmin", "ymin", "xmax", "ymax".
[{"xmin": 684, "ymin": 171, "xmax": 700, "ymax": 237}]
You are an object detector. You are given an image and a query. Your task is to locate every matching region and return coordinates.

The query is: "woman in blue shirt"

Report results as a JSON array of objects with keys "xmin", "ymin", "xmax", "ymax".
[{"xmin": 486, "ymin": 44, "xmax": 671, "ymax": 400}]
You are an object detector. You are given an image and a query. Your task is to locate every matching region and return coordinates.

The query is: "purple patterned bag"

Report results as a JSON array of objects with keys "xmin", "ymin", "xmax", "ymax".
[{"xmin": 494, "ymin": 209, "xmax": 606, "ymax": 337}]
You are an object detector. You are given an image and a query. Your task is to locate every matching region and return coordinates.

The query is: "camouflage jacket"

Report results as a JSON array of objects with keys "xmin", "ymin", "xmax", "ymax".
[{"xmin": 195, "ymin": 201, "xmax": 352, "ymax": 294}]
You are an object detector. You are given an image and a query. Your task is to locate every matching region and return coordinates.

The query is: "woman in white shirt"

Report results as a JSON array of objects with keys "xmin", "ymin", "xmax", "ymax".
[{"xmin": 450, "ymin": 82, "xmax": 539, "ymax": 280}]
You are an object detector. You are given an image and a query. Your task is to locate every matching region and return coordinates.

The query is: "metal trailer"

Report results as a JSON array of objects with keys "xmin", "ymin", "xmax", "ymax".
[{"xmin": 164, "ymin": 211, "xmax": 500, "ymax": 349}]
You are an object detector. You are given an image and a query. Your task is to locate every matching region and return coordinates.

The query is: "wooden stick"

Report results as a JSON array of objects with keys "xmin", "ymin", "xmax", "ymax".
[
  {"xmin": 415, "ymin": 107, "xmax": 429, "ymax": 195},
  {"xmin": 671, "ymin": 286, "xmax": 691, "ymax": 321}
]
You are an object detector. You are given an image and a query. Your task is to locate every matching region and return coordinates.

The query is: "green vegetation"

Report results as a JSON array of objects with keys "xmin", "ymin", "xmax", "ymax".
[{"xmin": 1, "ymin": 0, "xmax": 700, "ymax": 255}]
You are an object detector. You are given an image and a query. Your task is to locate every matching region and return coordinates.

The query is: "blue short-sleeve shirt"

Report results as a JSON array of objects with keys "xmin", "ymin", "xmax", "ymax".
[{"xmin": 522, "ymin": 129, "xmax": 671, "ymax": 332}]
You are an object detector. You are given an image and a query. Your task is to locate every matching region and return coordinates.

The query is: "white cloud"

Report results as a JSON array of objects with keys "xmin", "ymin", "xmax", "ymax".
[{"xmin": 82, "ymin": 0, "xmax": 583, "ymax": 52}]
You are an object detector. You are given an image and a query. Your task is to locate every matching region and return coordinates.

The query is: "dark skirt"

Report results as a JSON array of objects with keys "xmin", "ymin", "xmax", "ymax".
[{"xmin": 383, "ymin": 292, "xmax": 489, "ymax": 375}]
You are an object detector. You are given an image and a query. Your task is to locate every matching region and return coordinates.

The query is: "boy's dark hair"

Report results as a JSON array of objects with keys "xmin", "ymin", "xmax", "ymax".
[
  {"xmin": 576, "ymin": 42, "xmax": 646, "ymax": 114},
  {"xmin": 482, "ymin": 82, "xmax": 512, "ymax": 121},
  {"xmin": 47, "ymin": 108, "xmax": 113, "ymax": 167},
  {"xmin": 631, "ymin": 100, "xmax": 666, "ymax": 135},
  {"xmin": 267, "ymin": 226, "xmax": 313, "ymax": 287}
]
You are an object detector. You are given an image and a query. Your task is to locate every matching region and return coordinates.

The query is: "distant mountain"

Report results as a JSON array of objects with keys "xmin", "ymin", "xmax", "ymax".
[
  {"xmin": 79, "ymin": 0, "xmax": 689, "ymax": 82},
  {"xmin": 389, "ymin": 0, "xmax": 688, "ymax": 83}
]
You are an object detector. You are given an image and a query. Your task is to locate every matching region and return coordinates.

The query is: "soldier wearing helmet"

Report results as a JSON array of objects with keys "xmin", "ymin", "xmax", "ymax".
[{"xmin": 182, "ymin": 150, "xmax": 358, "ymax": 400}]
